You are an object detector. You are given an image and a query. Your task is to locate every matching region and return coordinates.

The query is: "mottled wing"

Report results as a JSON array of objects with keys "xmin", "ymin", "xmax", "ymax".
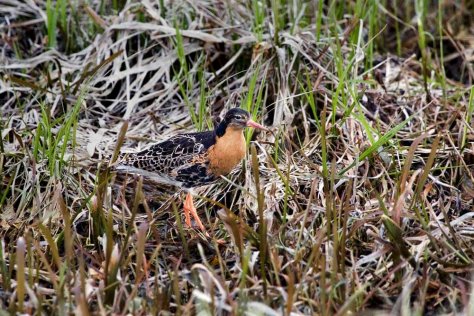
[{"xmin": 116, "ymin": 131, "xmax": 217, "ymax": 188}]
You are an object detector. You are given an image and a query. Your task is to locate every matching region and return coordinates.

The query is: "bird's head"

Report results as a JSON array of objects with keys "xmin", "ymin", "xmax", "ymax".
[{"xmin": 216, "ymin": 108, "xmax": 267, "ymax": 136}]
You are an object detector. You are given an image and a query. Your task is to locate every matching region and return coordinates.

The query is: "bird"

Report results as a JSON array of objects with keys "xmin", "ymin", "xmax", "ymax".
[{"xmin": 115, "ymin": 108, "xmax": 268, "ymax": 234}]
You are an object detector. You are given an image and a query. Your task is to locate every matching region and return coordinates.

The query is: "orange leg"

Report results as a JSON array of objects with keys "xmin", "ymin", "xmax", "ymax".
[{"xmin": 183, "ymin": 192, "xmax": 207, "ymax": 233}]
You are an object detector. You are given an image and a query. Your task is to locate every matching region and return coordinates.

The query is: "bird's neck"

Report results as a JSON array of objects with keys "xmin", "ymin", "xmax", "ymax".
[
  {"xmin": 215, "ymin": 120, "xmax": 228, "ymax": 137},
  {"xmin": 208, "ymin": 126, "xmax": 246, "ymax": 176}
]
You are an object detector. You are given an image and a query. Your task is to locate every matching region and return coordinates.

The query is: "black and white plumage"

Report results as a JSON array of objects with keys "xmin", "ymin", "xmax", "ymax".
[{"xmin": 116, "ymin": 131, "xmax": 217, "ymax": 188}]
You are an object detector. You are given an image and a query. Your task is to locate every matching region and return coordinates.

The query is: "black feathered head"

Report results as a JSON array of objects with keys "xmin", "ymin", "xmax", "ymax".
[{"xmin": 216, "ymin": 108, "xmax": 267, "ymax": 137}]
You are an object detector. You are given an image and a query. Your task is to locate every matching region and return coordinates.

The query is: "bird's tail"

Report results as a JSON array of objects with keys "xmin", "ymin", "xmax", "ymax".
[{"xmin": 111, "ymin": 151, "xmax": 143, "ymax": 172}]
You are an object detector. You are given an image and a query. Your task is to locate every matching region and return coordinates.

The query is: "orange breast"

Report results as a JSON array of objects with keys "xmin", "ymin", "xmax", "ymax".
[{"xmin": 207, "ymin": 127, "xmax": 246, "ymax": 176}]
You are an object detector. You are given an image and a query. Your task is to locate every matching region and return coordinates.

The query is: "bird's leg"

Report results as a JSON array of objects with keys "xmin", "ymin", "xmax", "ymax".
[
  {"xmin": 183, "ymin": 193, "xmax": 192, "ymax": 228},
  {"xmin": 183, "ymin": 192, "xmax": 206, "ymax": 232}
]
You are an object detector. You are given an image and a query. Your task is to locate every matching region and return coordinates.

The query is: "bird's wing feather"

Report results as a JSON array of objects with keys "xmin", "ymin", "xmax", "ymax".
[{"xmin": 116, "ymin": 131, "xmax": 216, "ymax": 186}]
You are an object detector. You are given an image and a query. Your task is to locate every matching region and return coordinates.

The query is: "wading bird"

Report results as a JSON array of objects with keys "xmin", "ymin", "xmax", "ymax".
[{"xmin": 116, "ymin": 108, "xmax": 267, "ymax": 234}]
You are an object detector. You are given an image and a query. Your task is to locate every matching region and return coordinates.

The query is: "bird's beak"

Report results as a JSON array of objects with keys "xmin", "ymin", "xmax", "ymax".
[{"xmin": 246, "ymin": 119, "xmax": 268, "ymax": 131}]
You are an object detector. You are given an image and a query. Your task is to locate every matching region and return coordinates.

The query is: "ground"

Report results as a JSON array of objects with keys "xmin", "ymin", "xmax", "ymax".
[{"xmin": 0, "ymin": 0, "xmax": 474, "ymax": 314}]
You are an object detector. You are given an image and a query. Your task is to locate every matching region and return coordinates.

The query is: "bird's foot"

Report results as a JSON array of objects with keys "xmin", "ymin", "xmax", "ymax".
[{"xmin": 183, "ymin": 192, "xmax": 209, "ymax": 237}]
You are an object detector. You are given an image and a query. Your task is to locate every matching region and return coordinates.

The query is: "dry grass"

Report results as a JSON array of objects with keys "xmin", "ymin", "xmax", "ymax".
[{"xmin": 1, "ymin": 0, "xmax": 474, "ymax": 314}]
